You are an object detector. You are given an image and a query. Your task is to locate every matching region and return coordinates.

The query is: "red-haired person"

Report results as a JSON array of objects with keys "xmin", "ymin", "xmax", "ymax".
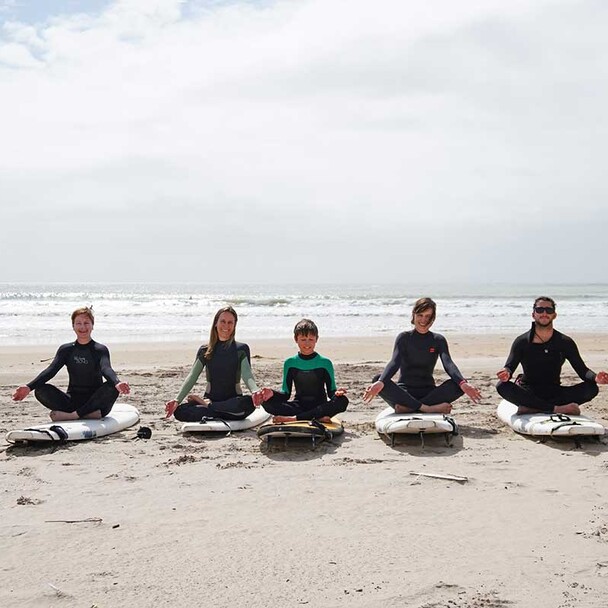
[{"xmin": 12, "ymin": 307, "xmax": 130, "ymax": 421}]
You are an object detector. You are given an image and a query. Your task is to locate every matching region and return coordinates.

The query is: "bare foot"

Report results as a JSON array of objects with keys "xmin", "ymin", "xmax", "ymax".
[
  {"xmin": 554, "ymin": 403, "xmax": 580, "ymax": 416},
  {"xmin": 316, "ymin": 416, "xmax": 332, "ymax": 423},
  {"xmin": 272, "ymin": 415, "xmax": 296, "ymax": 424},
  {"xmin": 394, "ymin": 404, "xmax": 416, "ymax": 414},
  {"xmin": 419, "ymin": 402, "xmax": 452, "ymax": 414},
  {"xmin": 187, "ymin": 394, "xmax": 210, "ymax": 406},
  {"xmin": 50, "ymin": 410, "xmax": 103, "ymax": 421},
  {"xmin": 516, "ymin": 406, "xmax": 539, "ymax": 415},
  {"xmin": 50, "ymin": 410, "xmax": 78, "ymax": 422}
]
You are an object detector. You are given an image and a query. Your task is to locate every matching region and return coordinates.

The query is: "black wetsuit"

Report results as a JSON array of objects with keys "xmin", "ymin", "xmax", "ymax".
[
  {"xmin": 374, "ymin": 330, "xmax": 465, "ymax": 411},
  {"xmin": 26, "ymin": 340, "xmax": 120, "ymax": 418},
  {"xmin": 496, "ymin": 324, "xmax": 598, "ymax": 412},
  {"xmin": 264, "ymin": 352, "xmax": 349, "ymax": 420},
  {"xmin": 173, "ymin": 341, "xmax": 258, "ymax": 422}
]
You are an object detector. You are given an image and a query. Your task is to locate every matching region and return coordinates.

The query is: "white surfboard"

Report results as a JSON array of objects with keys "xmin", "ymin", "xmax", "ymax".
[
  {"xmin": 375, "ymin": 406, "xmax": 458, "ymax": 435},
  {"xmin": 374, "ymin": 406, "xmax": 458, "ymax": 447},
  {"xmin": 181, "ymin": 406, "xmax": 271, "ymax": 433},
  {"xmin": 496, "ymin": 399, "xmax": 605, "ymax": 437},
  {"xmin": 5, "ymin": 403, "xmax": 140, "ymax": 443}
]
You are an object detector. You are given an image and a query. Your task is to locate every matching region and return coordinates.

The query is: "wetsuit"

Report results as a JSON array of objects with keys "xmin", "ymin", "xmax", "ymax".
[
  {"xmin": 496, "ymin": 324, "xmax": 598, "ymax": 412},
  {"xmin": 263, "ymin": 352, "xmax": 348, "ymax": 420},
  {"xmin": 173, "ymin": 341, "xmax": 258, "ymax": 422},
  {"xmin": 374, "ymin": 330, "xmax": 465, "ymax": 411},
  {"xmin": 26, "ymin": 340, "xmax": 121, "ymax": 418}
]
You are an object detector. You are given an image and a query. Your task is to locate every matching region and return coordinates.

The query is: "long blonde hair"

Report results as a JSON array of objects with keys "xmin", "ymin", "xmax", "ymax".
[{"xmin": 205, "ymin": 306, "xmax": 238, "ymax": 360}]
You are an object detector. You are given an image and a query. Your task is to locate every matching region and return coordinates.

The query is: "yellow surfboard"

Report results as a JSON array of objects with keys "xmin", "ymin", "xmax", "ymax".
[{"xmin": 257, "ymin": 417, "xmax": 343, "ymax": 444}]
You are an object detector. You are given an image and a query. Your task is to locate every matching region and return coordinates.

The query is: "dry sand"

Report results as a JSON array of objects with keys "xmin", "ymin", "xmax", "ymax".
[{"xmin": 1, "ymin": 334, "xmax": 608, "ymax": 608}]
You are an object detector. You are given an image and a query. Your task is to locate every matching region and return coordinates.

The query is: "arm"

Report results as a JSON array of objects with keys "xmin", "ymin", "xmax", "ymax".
[
  {"xmin": 96, "ymin": 344, "xmax": 127, "ymax": 393},
  {"xmin": 25, "ymin": 346, "xmax": 68, "ymax": 391},
  {"xmin": 365, "ymin": 333, "xmax": 407, "ymax": 403},
  {"xmin": 595, "ymin": 371, "xmax": 608, "ymax": 385},
  {"xmin": 437, "ymin": 335, "xmax": 465, "ymax": 385},
  {"xmin": 254, "ymin": 359, "xmax": 291, "ymax": 406},
  {"xmin": 437, "ymin": 337, "xmax": 482, "ymax": 403},
  {"xmin": 363, "ymin": 380, "xmax": 383, "ymax": 403},
  {"xmin": 12, "ymin": 385, "xmax": 31, "ymax": 401},
  {"xmin": 281, "ymin": 359, "xmax": 293, "ymax": 397},
  {"xmin": 564, "ymin": 337, "xmax": 597, "ymax": 382},
  {"xmin": 377, "ymin": 334, "xmax": 403, "ymax": 384},
  {"xmin": 363, "ymin": 335, "xmax": 402, "ymax": 403},
  {"xmin": 239, "ymin": 351, "xmax": 259, "ymax": 394},
  {"xmin": 165, "ymin": 356, "xmax": 206, "ymax": 418},
  {"xmin": 497, "ymin": 337, "xmax": 523, "ymax": 381},
  {"xmin": 175, "ymin": 358, "xmax": 205, "ymax": 404},
  {"xmin": 254, "ymin": 386, "xmax": 275, "ymax": 406},
  {"xmin": 323, "ymin": 357, "xmax": 345, "ymax": 398}
]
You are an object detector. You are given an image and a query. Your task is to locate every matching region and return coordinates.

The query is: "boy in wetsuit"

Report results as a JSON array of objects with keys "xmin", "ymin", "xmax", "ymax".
[{"xmin": 259, "ymin": 319, "xmax": 348, "ymax": 423}]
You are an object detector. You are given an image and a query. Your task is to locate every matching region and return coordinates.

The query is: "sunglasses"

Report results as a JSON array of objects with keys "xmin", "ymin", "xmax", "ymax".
[{"xmin": 534, "ymin": 306, "xmax": 555, "ymax": 314}]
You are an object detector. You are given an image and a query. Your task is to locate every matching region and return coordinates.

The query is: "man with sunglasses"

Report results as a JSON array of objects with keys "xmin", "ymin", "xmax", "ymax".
[{"xmin": 496, "ymin": 297, "xmax": 608, "ymax": 415}]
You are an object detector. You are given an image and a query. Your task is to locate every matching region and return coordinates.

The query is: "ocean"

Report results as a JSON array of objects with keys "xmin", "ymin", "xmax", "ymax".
[{"xmin": 1, "ymin": 282, "xmax": 607, "ymax": 346}]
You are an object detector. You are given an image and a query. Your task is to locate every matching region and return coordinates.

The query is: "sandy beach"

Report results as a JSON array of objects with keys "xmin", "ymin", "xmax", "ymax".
[{"xmin": 1, "ymin": 334, "xmax": 608, "ymax": 607}]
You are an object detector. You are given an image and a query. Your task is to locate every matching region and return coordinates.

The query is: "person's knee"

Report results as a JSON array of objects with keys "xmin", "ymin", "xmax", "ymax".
[
  {"xmin": 260, "ymin": 392, "xmax": 289, "ymax": 415},
  {"xmin": 100, "ymin": 404, "xmax": 114, "ymax": 417},
  {"xmin": 260, "ymin": 402, "xmax": 279, "ymax": 415},
  {"xmin": 34, "ymin": 384, "xmax": 67, "ymax": 410},
  {"xmin": 496, "ymin": 380, "xmax": 511, "ymax": 397},
  {"xmin": 583, "ymin": 381, "xmax": 599, "ymax": 402},
  {"xmin": 239, "ymin": 396, "xmax": 255, "ymax": 417},
  {"xmin": 173, "ymin": 404, "xmax": 193, "ymax": 422},
  {"xmin": 449, "ymin": 380, "xmax": 464, "ymax": 398},
  {"xmin": 210, "ymin": 396, "xmax": 253, "ymax": 420},
  {"xmin": 34, "ymin": 384, "xmax": 53, "ymax": 403},
  {"xmin": 100, "ymin": 382, "xmax": 119, "ymax": 415},
  {"xmin": 104, "ymin": 381, "xmax": 119, "ymax": 397},
  {"xmin": 335, "ymin": 395, "xmax": 349, "ymax": 412}
]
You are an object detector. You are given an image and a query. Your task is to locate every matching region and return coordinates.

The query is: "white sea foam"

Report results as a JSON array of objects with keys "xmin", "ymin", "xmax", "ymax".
[{"xmin": 0, "ymin": 283, "xmax": 607, "ymax": 345}]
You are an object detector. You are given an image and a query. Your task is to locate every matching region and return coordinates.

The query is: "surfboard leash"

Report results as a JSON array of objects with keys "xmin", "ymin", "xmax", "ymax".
[{"xmin": 21, "ymin": 425, "xmax": 69, "ymax": 442}]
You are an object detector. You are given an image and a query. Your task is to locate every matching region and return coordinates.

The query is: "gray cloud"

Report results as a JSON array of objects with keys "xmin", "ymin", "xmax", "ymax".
[{"xmin": 0, "ymin": 0, "xmax": 606, "ymax": 283}]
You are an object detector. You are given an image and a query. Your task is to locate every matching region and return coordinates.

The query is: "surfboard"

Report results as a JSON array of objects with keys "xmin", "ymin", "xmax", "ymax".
[
  {"xmin": 496, "ymin": 399, "xmax": 605, "ymax": 438},
  {"xmin": 181, "ymin": 406, "xmax": 271, "ymax": 433},
  {"xmin": 5, "ymin": 403, "xmax": 140, "ymax": 443},
  {"xmin": 374, "ymin": 406, "xmax": 458, "ymax": 446},
  {"xmin": 257, "ymin": 417, "xmax": 344, "ymax": 444}
]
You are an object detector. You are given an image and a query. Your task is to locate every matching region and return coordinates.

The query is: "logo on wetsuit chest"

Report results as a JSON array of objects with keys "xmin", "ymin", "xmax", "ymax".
[
  {"xmin": 429, "ymin": 347, "xmax": 435, "ymax": 353},
  {"xmin": 73, "ymin": 356, "xmax": 89, "ymax": 364}
]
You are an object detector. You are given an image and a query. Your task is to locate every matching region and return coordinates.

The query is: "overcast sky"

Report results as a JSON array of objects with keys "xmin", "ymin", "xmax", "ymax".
[{"xmin": 1, "ymin": 0, "xmax": 606, "ymax": 284}]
